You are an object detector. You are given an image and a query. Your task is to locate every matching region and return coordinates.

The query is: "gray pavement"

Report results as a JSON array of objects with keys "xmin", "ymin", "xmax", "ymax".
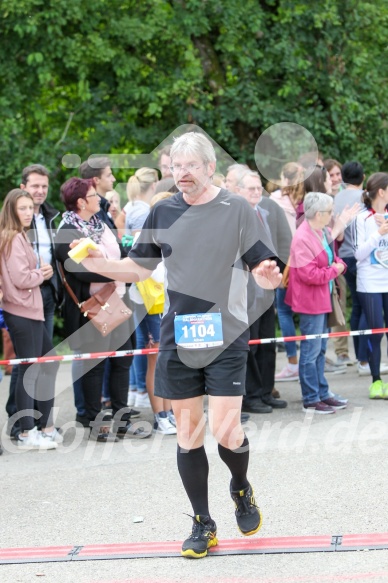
[{"xmin": 1, "ymin": 339, "xmax": 388, "ymax": 582}]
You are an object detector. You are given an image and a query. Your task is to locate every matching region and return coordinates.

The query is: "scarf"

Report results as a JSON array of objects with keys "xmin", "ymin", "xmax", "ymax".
[{"xmin": 61, "ymin": 211, "xmax": 105, "ymax": 244}]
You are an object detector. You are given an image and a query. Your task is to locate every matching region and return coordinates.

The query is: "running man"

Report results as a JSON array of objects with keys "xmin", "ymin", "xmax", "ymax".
[{"xmin": 76, "ymin": 132, "xmax": 282, "ymax": 558}]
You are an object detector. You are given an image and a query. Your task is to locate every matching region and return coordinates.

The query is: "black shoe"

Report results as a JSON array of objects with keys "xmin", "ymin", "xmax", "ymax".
[
  {"xmin": 75, "ymin": 414, "xmax": 92, "ymax": 428},
  {"xmin": 261, "ymin": 395, "xmax": 288, "ymax": 409},
  {"xmin": 277, "ymin": 342, "xmax": 286, "ymax": 353},
  {"xmin": 240, "ymin": 412, "xmax": 250, "ymax": 424},
  {"xmin": 116, "ymin": 421, "xmax": 152, "ymax": 439},
  {"xmin": 128, "ymin": 408, "xmax": 141, "ymax": 418},
  {"xmin": 230, "ymin": 482, "xmax": 262, "ymax": 536},
  {"xmin": 6, "ymin": 418, "xmax": 22, "ymax": 438},
  {"xmin": 241, "ymin": 399, "xmax": 272, "ymax": 414},
  {"xmin": 89, "ymin": 430, "xmax": 119, "ymax": 442},
  {"xmin": 181, "ymin": 515, "xmax": 218, "ymax": 558}
]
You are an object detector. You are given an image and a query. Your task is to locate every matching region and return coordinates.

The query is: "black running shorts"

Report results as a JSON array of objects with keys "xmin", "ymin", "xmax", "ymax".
[{"xmin": 154, "ymin": 349, "xmax": 248, "ymax": 400}]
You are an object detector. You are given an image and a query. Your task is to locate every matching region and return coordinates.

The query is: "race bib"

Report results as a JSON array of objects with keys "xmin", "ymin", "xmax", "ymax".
[
  {"xmin": 373, "ymin": 248, "xmax": 388, "ymax": 268},
  {"xmin": 174, "ymin": 313, "xmax": 223, "ymax": 349}
]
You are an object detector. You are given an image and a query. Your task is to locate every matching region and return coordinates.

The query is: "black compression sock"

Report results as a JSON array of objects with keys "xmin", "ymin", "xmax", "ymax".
[
  {"xmin": 218, "ymin": 435, "xmax": 250, "ymax": 491},
  {"xmin": 177, "ymin": 444, "xmax": 210, "ymax": 516}
]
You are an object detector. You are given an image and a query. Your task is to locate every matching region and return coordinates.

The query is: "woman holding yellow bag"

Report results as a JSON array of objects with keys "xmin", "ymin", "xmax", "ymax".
[{"xmin": 126, "ymin": 188, "xmax": 176, "ymax": 435}]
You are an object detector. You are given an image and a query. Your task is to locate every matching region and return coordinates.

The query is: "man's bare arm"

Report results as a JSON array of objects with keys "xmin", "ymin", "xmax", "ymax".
[{"xmin": 69, "ymin": 241, "xmax": 153, "ymax": 283}]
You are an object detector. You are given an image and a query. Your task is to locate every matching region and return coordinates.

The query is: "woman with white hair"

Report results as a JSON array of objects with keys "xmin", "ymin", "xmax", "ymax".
[{"xmin": 285, "ymin": 192, "xmax": 348, "ymax": 414}]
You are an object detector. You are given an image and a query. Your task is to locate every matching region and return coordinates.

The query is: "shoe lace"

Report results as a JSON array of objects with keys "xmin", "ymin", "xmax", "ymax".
[
  {"xmin": 235, "ymin": 490, "xmax": 258, "ymax": 516},
  {"xmin": 184, "ymin": 514, "xmax": 212, "ymax": 540}
]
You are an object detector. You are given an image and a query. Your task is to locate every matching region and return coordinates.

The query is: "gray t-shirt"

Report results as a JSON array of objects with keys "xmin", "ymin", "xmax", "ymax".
[
  {"xmin": 333, "ymin": 188, "xmax": 363, "ymax": 258},
  {"xmin": 129, "ymin": 189, "xmax": 277, "ymax": 350}
]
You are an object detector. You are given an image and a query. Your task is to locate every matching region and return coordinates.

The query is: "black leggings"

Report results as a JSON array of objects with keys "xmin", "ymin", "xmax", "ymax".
[{"xmin": 3, "ymin": 312, "xmax": 59, "ymax": 432}]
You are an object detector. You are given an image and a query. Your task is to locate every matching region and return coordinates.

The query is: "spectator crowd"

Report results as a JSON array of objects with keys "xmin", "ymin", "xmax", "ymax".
[{"xmin": 1, "ymin": 143, "xmax": 388, "ymax": 455}]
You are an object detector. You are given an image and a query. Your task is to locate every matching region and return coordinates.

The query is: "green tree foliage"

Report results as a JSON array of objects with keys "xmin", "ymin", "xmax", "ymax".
[{"xmin": 1, "ymin": 0, "xmax": 388, "ymax": 202}]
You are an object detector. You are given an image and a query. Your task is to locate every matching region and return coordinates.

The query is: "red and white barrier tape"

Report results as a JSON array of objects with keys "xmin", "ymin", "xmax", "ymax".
[{"xmin": 0, "ymin": 327, "xmax": 386, "ymax": 366}]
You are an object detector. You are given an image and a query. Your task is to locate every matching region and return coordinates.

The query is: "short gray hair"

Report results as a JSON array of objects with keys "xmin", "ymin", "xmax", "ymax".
[
  {"xmin": 237, "ymin": 170, "xmax": 261, "ymax": 188},
  {"xmin": 304, "ymin": 192, "xmax": 333, "ymax": 219},
  {"xmin": 170, "ymin": 132, "xmax": 216, "ymax": 165}
]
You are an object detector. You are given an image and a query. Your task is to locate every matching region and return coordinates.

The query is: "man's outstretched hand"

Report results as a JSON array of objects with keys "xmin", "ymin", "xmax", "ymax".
[{"xmin": 252, "ymin": 259, "xmax": 282, "ymax": 290}]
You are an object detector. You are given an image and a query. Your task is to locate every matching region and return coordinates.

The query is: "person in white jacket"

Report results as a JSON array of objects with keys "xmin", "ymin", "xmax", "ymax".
[{"xmin": 353, "ymin": 172, "xmax": 388, "ymax": 399}]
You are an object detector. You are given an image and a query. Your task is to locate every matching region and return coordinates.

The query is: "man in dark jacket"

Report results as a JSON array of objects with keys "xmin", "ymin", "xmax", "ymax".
[
  {"xmin": 20, "ymin": 164, "xmax": 62, "ymax": 338},
  {"xmin": 236, "ymin": 168, "xmax": 291, "ymax": 413}
]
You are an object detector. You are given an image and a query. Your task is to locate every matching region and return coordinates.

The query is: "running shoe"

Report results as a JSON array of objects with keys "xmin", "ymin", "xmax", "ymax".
[
  {"xmin": 369, "ymin": 380, "xmax": 385, "ymax": 399},
  {"xmin": 230, "ymin": 482, "xmax": 262, "ymax": 536},
  {"xmin": 181, "ymin": 515, "xmax": 218, "ymax": 558}
]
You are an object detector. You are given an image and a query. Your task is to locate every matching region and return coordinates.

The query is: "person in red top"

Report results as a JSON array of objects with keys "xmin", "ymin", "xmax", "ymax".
[{"xmin": 0, "ymin": 189, "xmax": 60, "ymax": 450}]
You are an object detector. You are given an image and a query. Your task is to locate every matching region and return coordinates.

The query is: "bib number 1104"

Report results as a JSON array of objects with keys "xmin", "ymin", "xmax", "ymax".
[
  {"xmin": 174, "ymin": 313, "xmax": 223, "ymax": 349},
  {"xmin": 182, "ymin": 323, "xmax": 215, "ymax": 339}
]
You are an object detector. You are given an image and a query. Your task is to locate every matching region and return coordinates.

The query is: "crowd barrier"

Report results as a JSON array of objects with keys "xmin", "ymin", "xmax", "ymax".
[{"xmin": 1, "ymin": 327, "xmax": 387, "ymax": 366}]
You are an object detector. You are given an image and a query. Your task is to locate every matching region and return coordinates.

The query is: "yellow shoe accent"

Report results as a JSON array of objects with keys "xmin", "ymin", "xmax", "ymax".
[
  {"xmin": 239, "ymin": 513, "xmax": 263, "ymax": 537},
  {"xmin": 181, "ymin": 515, "xmax": 218, "ymax": 558}
]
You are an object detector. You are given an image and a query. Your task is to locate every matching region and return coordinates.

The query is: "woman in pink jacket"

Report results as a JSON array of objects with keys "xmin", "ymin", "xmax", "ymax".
[
  {"xmin": 0, "ymin": 189, "xmax": 60, "ymax": 450},
  {"xmin": 285, "ymin": 192, "xmax": 347, "ymax": 414}
]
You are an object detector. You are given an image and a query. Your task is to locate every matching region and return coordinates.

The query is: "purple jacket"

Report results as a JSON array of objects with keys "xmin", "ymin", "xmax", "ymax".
[{"xmin": 285, "ymin": 220, "xmax": 346, "ymax": 315}]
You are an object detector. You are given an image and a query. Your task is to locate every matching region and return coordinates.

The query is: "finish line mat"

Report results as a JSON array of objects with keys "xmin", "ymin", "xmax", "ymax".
[{"xmin": 1, "ymin": 533, "xmax": 388, "ymax": 565}]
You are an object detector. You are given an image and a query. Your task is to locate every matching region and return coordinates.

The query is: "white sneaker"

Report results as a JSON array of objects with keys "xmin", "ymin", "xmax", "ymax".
[
  {"xmin": 41, "ymin": 428, "xmax": 64, "ymax": 444},
  {"xmin": 358, "ymin": 362, "xmax": 388, "ymax": 376},
  {"xmin": 167, "ymin": 410, "xmax": 176, "ymax": 427},
  {"xmin": 17, "ymin": 427, "xmax": 58, "ymax": 450},
  {"xmin": 134, "ymin": 391, "xmax": 151, "ymax": 408},
  {"xmin": 357, "ymin": 362, "xmax": 370, "ymax": 376},
  {"xmin": 127, "ymin": 390, "xmax": 137, "ymax": 407},
  {"xmin": 154, "ymin": 414, "xmax": 177, "ymax": 435}
]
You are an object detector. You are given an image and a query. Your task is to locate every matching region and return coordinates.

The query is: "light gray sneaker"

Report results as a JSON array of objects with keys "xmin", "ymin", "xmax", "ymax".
[
  {"xmin": 324, "ymin": 358, "xmax": 346, "ymax": 375},
  {"xmin": 336, "ymin": 354, "xmax": 354, "ymax": 366}
]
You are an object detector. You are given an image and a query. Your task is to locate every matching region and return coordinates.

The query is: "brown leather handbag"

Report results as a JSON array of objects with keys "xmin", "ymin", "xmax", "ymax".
[
  {"xmin": 327, "ymin": 281, "xmax": 345, "ymax": 328},
  {"xmin": 59, "ymin": 265, "xmax": 132, "ymax": 336}
]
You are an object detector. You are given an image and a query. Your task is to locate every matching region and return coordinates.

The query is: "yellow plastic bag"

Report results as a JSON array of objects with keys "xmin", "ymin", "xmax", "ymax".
[{"xmin": 136, "ymin": 278, "xmax": 165, "ymax": 315}]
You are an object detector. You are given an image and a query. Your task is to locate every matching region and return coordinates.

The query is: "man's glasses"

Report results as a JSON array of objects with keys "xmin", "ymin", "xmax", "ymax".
[{"xmin": 169, "ymin": 164, "xmax": 203, "ymax": 174}]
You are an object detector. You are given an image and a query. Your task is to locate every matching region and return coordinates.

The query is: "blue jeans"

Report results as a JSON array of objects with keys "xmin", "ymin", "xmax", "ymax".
[
  {"xmin": 276, "ymin": 287, "xmax": 297, "ymax": 358},
  {"xmin": 342, "ymin": 256, "xmax": 368, "ymax": 362},
  {"xmin": 358, "ymin": 291, "xmax": 388, "ymax": 378},
  {"xmin": 299, "ymin": 313, "xmax": 330, "ymax": 405},
  {"xmin": 133, "ymin": 307, "xmax": 161, "ymax": 392}
]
